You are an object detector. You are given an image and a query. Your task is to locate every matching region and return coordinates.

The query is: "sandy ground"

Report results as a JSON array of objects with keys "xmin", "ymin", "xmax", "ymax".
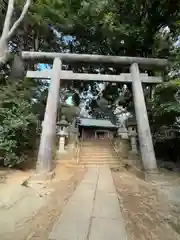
[
  {"xmin": 25, "ymin": 165, "xmax": 86, "ymax": 240},
  {"xmin": 0, "ymin": 164, "xmax": 86, "ymax": 240},
  {"xmin": 2, "ymin": 163, "xmax": 180, "ymax": 240},
  {"xmin": 112, "ymin": 168, "xmax": 180, "ymax": 240}
]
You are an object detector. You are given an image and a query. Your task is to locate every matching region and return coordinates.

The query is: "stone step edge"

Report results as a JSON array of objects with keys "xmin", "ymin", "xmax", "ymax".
[
  {"xmin": 58, "ymin": 161, "xmax": 122, "ymax": 164},
  {"xmin": 60, "ymin": 163, "xmax": 123, "ymax": 167},
  {"xmin": 80, "ymin": 157, "xmax": 119, "ymax": 159},
  {"xmin": 80, "ymin": 156, "xmax": 116, "ymax": 158},
  {"xmin": 80, "ymin": 153, "xmax": 117, "ymax": 155},
  {"xmin": 79, "ymin": 162, "xmax": 122, "ymax": 164}
]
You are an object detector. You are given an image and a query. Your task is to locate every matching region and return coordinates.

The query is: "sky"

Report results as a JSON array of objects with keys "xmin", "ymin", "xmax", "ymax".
[{"xmin": 38, "ymin": 33, "xmax": 73, "ymax": 71}]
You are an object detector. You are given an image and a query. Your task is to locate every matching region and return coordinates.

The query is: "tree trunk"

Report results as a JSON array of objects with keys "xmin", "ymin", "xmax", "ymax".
[
  {"xmin": 0, "ymin": 0, "xmax": 31, "ymax": 67},
  {"xmin": 9, "ymin": 54, "xmax": 26, "ymax": 81},
  {"xmin": 0, "ymin": 38, "xmax": 9, "ymax": 67}
]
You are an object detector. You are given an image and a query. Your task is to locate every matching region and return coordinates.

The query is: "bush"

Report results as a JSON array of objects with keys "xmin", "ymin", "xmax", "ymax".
[
  {"xmin": 0, "ymin": 80, "xmax": 38, "ymax": 167},
  {"xmin": 151, "ymin": 80, "xmax": 180, "ymax": 127}
]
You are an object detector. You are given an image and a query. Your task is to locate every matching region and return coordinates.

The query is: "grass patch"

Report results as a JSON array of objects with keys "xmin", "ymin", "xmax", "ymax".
[{"xmin": 21, "ymin": 180, "xmax": 29, "ymax": 187}]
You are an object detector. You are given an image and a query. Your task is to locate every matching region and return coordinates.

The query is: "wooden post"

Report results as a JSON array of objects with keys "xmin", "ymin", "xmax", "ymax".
[
  {"xmin": 36, "ymin": 58, "xmax": 61, "ymax": 173},
  {"xmin": 130, "ymin": 63, "xmax": 157, "ymax": 172}
]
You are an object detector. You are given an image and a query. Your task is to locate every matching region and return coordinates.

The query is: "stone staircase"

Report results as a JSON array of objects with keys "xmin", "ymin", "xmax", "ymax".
[{"xmin": 79, "ymin": 140, "xmax": 122, "ymax": 167}]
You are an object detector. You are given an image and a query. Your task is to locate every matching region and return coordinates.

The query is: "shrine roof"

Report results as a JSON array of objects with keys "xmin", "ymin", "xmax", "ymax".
[{"xmin": 79, "ymin": 118, "xmax": 117, "ymax": 128}]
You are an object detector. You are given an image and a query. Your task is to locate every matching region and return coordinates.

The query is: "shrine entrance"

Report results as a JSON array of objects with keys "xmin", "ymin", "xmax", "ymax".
[
  {"xmin": 95, "ymin": 130, "xmax": 109, "ymax": 140},
  {"xmin": 22, "ymin": 51, "xmax": 168, "ymax": 175},
  {"xmin": 80, "ymin": 129, "xmax": 108, "ymax": 140},
  {"xmin": 78, "ymin": 118, "xmax": 117, "ymax": 141}
]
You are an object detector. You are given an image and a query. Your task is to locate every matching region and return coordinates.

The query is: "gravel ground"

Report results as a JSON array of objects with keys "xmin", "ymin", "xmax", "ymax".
[{"xmin": 112, "ymin": 169, "xmax": 180, "ymax": 240}]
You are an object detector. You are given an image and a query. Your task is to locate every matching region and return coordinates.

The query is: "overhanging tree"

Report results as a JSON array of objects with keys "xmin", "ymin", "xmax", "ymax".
[
  {"xmin": 55, "ymin": 0, "xmax": 180, "ymax": 59},
  {"xmin": 0, "ymin": 0, "xmax": 31, "ymax": 67}
]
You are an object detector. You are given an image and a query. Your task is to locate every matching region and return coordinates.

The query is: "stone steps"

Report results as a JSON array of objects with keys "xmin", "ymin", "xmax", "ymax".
[
  {"xmin": 81, "ymin": 147, "xmax": 112, "ymax": 150},
  {"xmin": 80, "ymin": 151, "xmax": 116, "ymax": 155},
  {"xmin": 58, "ymin": 161, "xmax": 122, "ymax": 168},
  {"xmin": 80, "ymin": 155, "xmax": 117, "ymax": 159},
  {"xmin": 80, "ymin": 157, "xmax": 117, "ymax": 160},
  {"xmin": 79, "ymin": 140, "xmax": 122, "ymax": 166},
  {"xmin": 80, "ymin": 157, "xmax": 120, "ymax": 162},
  {"xmin": 80, "ymin": 162, "xmax": 121, "ymax": 165},
  {"xmin": 57, "ymin": 140, "xmax": 122, "ymax": 167},
  {"xmin": 81, "ymin": 147, "xmax": 112, "ymax": 153},
  {"xmin": 59, "ymin": 163, "xmax": 123, "ymax": 168}
]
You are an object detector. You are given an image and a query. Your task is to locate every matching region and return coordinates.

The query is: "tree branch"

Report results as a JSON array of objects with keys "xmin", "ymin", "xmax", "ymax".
[
  {"xmin": 7, "ymin": 0, "xmax": 31, "ymax": 40},
  {"xmin": 1, "ymin": 0, "xmax": 15, "ymax": 38}
]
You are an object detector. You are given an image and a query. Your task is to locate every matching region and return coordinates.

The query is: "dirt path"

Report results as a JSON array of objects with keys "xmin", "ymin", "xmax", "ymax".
[
  {"xmin": 25, "ymin": 165, "xmax": 86, "ymax": 240},
  {"xmin": 0, "ymin": 164, "xmax": 86, "ymax": 240},
  {"xmin": 112, "ymin": 169, "xmax": 180, "ymax": 240},
  {"xmin": 2, "ymin": 164, "xmax": 180, "ymax": 240}
]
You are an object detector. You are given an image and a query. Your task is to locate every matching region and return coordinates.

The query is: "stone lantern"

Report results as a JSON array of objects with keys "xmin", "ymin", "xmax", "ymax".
[
  {"xmin": 126, "ymin": 117, "xmax": 138, "ymax": 154},
  {"xmin": 57, "ymin": 116, "xmax": 69, "ymax": 153},
  {"xmin": 117, "ymin": 126, "xmax": 128, "ymax": 139}
]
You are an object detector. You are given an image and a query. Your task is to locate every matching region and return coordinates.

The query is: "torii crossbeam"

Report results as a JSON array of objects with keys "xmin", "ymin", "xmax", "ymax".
[
  {"xmin": 26, "ymin": 70, "xmax": 163, "ymax": 83},
  {"xmin": 22, "ymin": 51, "xmax": 167, "ymax": 69}
]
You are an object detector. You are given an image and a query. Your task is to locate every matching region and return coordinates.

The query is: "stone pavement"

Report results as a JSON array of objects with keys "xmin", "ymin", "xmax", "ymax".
[{"xmin": 49, "ymin": 166, "xmax": 127, "ymax": 240}]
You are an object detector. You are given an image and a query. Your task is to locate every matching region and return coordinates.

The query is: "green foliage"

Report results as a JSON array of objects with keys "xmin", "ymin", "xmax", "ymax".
[
  {"xmin": 21, "ymin": 180, "xmax": 29, "ymax": 187},
  {"xmin": 150, "ymin": 80, "xmax": 180, "ymax": 127},
  {"xmin": 0, "ymin": 80, "xmax": 38, "ymax": 167},
  {"xmin": 103, "ymin": 84, "xmax": 119, "ymax": 103},
  {"xmin": 58, "ymin": 0, "xmax": 180, "ymax": 58},
  {"xmin": 61, "ymin": 105, "xmax": 80, "ymax": 122},
  {"xmin": 169, "ymin": 47, "xmax": 180, "ymax": 78}
]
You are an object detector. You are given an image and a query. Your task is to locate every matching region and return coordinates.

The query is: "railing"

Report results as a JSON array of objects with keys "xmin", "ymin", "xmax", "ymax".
[
  {"xmin": 76, "ymin": 139, "xmax": 81, "ymax": 164},
  {"xmin": 108, "ymin": 137, "xmax": 122, "ymax": 160},
  {"xmin": 73, "ymin": 136, "xmax": 81, "ymax": 164}
]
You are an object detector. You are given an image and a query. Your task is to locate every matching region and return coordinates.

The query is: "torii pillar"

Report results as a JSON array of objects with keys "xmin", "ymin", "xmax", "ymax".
[
  {"xmin": 36, "ymin": 57, "xmax": 62, "ymax": 175},
  {"xmin": 130, "ymin": 62, "xmax": 157, "ymax": 173}
]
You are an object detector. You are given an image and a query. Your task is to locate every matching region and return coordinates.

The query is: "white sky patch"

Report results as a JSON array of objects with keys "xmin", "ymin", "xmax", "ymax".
[{"xmin": 160, "ymin": 26, "xmax": 170, "ymax": 34}]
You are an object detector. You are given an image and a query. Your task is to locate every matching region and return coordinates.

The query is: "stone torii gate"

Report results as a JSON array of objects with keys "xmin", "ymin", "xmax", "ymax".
[{"xmin": 21, "ymin": 51, "xmax": 168, "ymax": 176}]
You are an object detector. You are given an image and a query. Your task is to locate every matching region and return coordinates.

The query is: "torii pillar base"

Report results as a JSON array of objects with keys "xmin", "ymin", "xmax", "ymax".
[
  {"xmin": 144, "ymin": 170, "xmax": 161, "ymax": 182},
  {"xmin": 28, "ymin": 171, "xmax": 55, "ymax": 183}
]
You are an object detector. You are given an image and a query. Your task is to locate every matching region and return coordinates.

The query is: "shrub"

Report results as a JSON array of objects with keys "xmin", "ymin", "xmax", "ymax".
[{"xmin": 0, "ymin": 80, "xmax": 38, "ymax": 167}]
